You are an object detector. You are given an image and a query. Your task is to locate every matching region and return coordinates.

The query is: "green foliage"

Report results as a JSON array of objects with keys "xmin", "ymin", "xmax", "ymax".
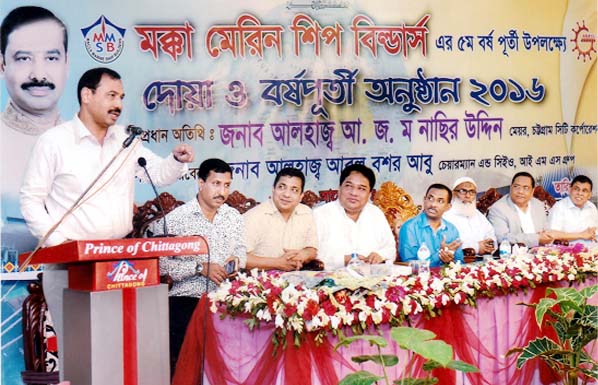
[
  {"xmin": 508, "ymin": 285, "xmax": 598, "ymax": 385},
  {"xmin": 339, "ymin": 371, "xmax": 384, "ymax": 385},
  {"xmin": 423, "ymin": 359, "xmax": 479, "ymax": 373},
  {"xmin": 337, "ymin": 334, "xmax": 389, "ymax": 349},
  {"xmin": 352, "ymin": 354, "xmax": 399, "ymax": 367},
  {"xmin": 393, "ymin": 378, "xmax": 438, "ymax": 385},
  {"xmin": 390, "ymin": 327, "xmax": 453, "ymax": 367},
  {"xmin": 336, "ymin": 326, "xmax": 478, "ymax": 385}
]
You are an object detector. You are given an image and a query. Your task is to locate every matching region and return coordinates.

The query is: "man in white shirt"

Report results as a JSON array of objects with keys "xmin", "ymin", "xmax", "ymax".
[
  {"xmin": 443, "ymin": 177, "xmax": 496, "ymax": 255},
  {"xmin": 20, "ymin": 67, "xmax": 194, "ymax": 380},
  {"xmin": 548, "ymin": 175, "xmax": 598, "ymax": 244},
  {"xmin": 313, "ymin": 164, "xmax": 396, "ymax": 270},
  {"xmin": 487, "ymin": 172, "xmax": 558, "ymax": 247}
]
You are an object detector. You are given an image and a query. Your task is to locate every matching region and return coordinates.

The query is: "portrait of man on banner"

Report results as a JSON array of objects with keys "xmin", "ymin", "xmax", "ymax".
[{"xmin": 0, "ymin": 6, "xmax": 69, "ymax": 252}]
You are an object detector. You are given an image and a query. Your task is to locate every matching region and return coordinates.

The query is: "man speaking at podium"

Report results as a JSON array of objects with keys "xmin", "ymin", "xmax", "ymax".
[{"xmin": 19, "ymin": 67, "xmax": 194, "ymax": 381}]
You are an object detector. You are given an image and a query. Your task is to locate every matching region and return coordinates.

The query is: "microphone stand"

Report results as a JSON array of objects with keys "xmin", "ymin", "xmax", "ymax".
[
  {"xmin": 200, "ymin": 254, "xmax": 211, "ymax": 385},
  {"xmin": 19, "ymin": 132, "xmax": 141, "ymax": 271},
  {"xmin": 137, "ymin": 157, "xmax": 169, "ymax": 237}
]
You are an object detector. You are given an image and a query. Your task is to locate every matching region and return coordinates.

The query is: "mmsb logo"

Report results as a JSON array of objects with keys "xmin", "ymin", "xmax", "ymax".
[{"xmin": 81, "ymin": 15, "xmax": 126, "ymax": 63}]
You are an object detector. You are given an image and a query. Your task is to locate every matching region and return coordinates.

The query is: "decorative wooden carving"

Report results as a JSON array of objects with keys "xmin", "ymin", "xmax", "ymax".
[
  {"xmin": 533, "ymin": 185, "xmax": 556, "ymax": 213},
  {"xmin": 225, "ymin": 190, "xmax": 259, "ymax": 214},
  {"xmin": 373, "ymin": 181, "xmax": 420, "ymax": 236},
  {"xmin": 129, "ymin": 192, "xmax": 184, "ymax": 238},
  {"xmin": 300, "ymin": 190, "xmax": 322, "ymax": 208},
  {"xmin": 477, "ymin": 188, "xmax": 503, "ymax": 216},
  {"xmin": 21, "ymin": 274, "xmax": 60, "ymax": 384}
]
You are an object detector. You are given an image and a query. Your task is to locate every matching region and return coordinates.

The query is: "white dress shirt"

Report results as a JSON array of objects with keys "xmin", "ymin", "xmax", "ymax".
[
  {"xmin": 313, "ymin": 200, "xmax": 396, "ymax": 270},
  {"xmin": 515, "ymin": 205, "xmax": 536, "ymax": 234},
  {"xmin": 20, "ymin": 115, "xmax": 187, "ymax": 247},
  {"xmin": 443, "ymin": 208, "xmax": 497, "ymax": 254},
  {"xmin": 548, "ymin": 197, "xmax": 598, "ymax": 244}
]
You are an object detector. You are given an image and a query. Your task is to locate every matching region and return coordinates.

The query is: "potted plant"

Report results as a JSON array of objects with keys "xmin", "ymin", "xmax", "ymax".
[
  {"xmin": 335, "ymin": 326, "xmax": 478, "ymax": 385},
  {"xmin": 507, "ymin": 285, "xmax": 598, "ymax": 385}
]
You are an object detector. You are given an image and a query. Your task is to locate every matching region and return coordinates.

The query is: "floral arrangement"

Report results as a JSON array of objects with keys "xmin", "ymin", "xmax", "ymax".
[{"xmin": 209, "ymin": 244, "xmax": 598, "ymax": 348}]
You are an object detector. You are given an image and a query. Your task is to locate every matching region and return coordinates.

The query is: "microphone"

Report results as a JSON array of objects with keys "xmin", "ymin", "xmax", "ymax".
[
  {"xmin": 123, "ymin": 125, "xmax": 144, "ymax": 148},
  {"xmin": 138, "ymin": 157, "xmax": 168, "ymax": 237}
]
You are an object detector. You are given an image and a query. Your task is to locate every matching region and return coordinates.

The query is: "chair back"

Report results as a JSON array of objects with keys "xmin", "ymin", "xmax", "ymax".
[
  {"xmin": 477, "ymin": 187, "xmax": 503, "ymax": 215},
  {"xmin": 129, "ymin": 192, "xmax": 184, "ymax": 237},
  {"xmin": 300, "ymin": 190, "xmax": 322, "ymax": 208},
  {"xmin": 373, "ymin": 181, "xmax": 420, "ymax": 236},
  {"xmin": 225, "ymin": 190, "xmax": 259, "ymax": 214},
  {"xmin": 21, "ymin": 274, "xmax": 60, "ymax": 384}
]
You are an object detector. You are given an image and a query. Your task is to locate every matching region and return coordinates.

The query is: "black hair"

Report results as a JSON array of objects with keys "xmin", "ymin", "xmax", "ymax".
[
  {"xmin": 425, "ymin": 183, "xmax": 452, "ymax": 202},
  {"xmin": 571, "ymin": 175, "xmax": 593, "ymax": 190},
  {"xmin": 511, "ymin": 171, "xmax": 535, "ymax": 188},
  {"xmin": 77, "ymin": 67, "xmax": 121, "ymax": 105},
  {"xmin": 339, "ymin": 164, "xmax": 375, "ymax": 191},
  {"xmin": 273, "ymin": 167, "xmax": 305, "ymax": 192},
  {"xmin": 198, "ymin": 158, "xmax": 232, "ymax": 181},
  {"xmin": 1, "ymin": 6, "xmax": 67, "ymax": 56}
]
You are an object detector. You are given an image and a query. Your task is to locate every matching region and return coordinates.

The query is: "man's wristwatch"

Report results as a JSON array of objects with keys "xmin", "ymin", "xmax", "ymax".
[{"xmin": 195, "ymin": 261, "xmax": 204, "ymax": 276}]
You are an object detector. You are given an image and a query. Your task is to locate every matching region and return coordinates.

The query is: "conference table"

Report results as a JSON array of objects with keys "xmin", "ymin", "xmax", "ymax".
[{"xmin": 171, "ymin": 245, "xmax": 598, "ymax": 385}]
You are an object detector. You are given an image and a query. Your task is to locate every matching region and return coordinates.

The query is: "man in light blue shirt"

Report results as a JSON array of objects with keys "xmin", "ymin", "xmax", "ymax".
[{"xmin": 399, "ymin": 184, "xmax": 464, "ymax": 267}]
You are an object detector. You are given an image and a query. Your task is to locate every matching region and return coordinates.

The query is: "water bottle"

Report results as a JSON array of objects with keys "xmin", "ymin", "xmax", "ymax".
[
  {"xmin": 417, "ymin": 243, "xmax": 431, "ymax": 262},
  {"xmin": 499, "ymin": 240, "xmax": 511, "ymax": 259},
  {"xmin": 417, "ymin": 243, "xmax": 431, "ymax": 274},
  {"xmin": 347, "ymin": 253, "xmax": 367, "ymax": 278}
]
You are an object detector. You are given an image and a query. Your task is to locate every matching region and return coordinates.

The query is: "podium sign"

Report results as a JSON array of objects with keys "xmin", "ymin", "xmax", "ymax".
[
  {"xmin": 19, "ymin": 236, "xmax": 209, "ymax": 385},
  {"xmin": 20, "ymin": 236, "xmax": 208, "ymax": 291}
]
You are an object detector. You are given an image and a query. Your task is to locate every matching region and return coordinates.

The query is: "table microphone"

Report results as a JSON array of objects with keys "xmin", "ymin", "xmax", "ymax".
[{"xmin": 137, "ymin": 157, "xmax": 169, "ymax": 237}]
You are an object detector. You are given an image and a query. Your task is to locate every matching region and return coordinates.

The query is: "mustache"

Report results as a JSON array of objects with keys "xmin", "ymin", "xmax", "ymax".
[
  {"xmin": 213, "ymin": 195, "xmax": 225, "ymax": 201},
  {"xmin": 21, "ymin": 80, "xmax": 56, "ymax": 90},
  {"xmin": 109, "ymin": 108, "xmax": 121, "ymax": 115}
]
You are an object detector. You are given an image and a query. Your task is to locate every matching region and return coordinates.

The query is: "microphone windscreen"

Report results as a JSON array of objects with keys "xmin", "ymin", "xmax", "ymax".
[
  {"xmin": 137, "ymin": 157, "xmax": 147, "ymax": 167},
  {"xmin": 127, "ymin": 125, "xmax": 144, "ymax": 135}
]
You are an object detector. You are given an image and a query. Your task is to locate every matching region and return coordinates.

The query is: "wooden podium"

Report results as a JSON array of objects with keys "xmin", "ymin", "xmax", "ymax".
[{"xmin": 20, "ymin": 236, "xmax": 208, "ymax": 385}]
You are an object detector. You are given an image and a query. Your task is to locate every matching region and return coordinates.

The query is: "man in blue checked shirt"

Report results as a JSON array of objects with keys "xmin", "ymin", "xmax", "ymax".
[{"xmin": 399, "ymin": 183, "xmax": 464, "ymax": 267}]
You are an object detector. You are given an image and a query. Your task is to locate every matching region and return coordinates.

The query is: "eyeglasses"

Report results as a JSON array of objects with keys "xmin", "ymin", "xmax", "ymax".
[{"xmin": 455, "ymin": 189, "xmax": 476, "ymax": 196}]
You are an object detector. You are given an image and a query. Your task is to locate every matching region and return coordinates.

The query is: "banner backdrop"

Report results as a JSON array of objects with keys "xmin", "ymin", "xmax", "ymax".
[{"xmin": 0, "ymin": 1, "xmax": 596, "ymax": 382}]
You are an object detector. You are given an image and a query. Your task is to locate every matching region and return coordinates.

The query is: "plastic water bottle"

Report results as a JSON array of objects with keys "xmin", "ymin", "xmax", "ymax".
[
  {"xmin": 499, "ymin": 240, "xmax": 511, "ymax": 259},
  {"xmin": 417, "ymin": 243, "xmax": 431, "ymax": 274},
  {"xmin": 347, "ymin": 253, "xmax": 367, "ymax": 278},
  {"xmin": 417, "ymin": 243, "xmax": 431, "ymax": 262}
]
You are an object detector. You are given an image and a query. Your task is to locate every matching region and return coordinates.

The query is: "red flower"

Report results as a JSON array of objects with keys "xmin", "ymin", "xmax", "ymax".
[
  {"xmin": 321, "ymin": 300, "xmax": 337, "ymax": 316},
  {"xmin": 381, "ymin": 308, "xmax": 391, "ymax": 323},
  {"xmin": 302, "ymin": 299, "xmax": 319, "ymax": 321},
  {"xmin": 266, "ymin": 295, "xmax": 277, "ymax": 313},
  {"xmin": 284, "ymin": 304, "xmax": 297, "ymax": 317},
  {"xmin": 385, "ymin": 286, "xmax": 405, "ymax": 303},
  {"xmin": 365, "ymin": 295, "xmax": 376, "ymax": 308}
]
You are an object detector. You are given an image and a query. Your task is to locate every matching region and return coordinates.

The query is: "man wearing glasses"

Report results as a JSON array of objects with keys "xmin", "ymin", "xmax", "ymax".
[
  {"xmin": 399, "ymin": 183, "xmax": 464, "ymax": 267},
  {"xmin": 443, "ymin": 177, "xmax": 496, "ymax": 256},
  {"xmin": 488, "ymin": 171, "xmax": 556, "ymax": 247}
]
